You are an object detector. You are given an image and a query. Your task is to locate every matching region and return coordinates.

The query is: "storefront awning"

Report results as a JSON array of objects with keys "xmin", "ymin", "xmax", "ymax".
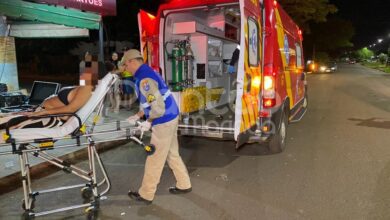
[
  {"xmin": 9, "ymin": 22, "xmax": 89, "ymax": 38},
  {"xmin": 0, "ymin": 0, "xmax": 101, "ymax": 30}
]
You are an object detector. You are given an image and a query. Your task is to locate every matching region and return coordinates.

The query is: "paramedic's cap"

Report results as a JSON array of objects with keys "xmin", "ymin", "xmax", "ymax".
[{"xmin": 121, "ymin": 49, "xmax": 143, "ymax": 64}]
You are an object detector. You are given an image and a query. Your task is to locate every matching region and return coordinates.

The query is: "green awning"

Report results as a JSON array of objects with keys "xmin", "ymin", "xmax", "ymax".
[
  {"xmin": 0, "ymin": 0, "xmax": 101, "ymax": 30},
  {"xmin": 10, "ymin": 23, "xmax": 90, "ymax": 38}
]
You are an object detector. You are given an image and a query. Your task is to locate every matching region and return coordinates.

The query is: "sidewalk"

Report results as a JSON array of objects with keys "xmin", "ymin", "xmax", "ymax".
[{"xmin": 0, "ymin": 107, "xmax": 137, "ymax": 193}]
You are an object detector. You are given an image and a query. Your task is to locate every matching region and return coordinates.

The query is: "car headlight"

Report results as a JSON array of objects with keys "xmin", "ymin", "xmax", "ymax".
[{"xmin": 320, "ymin": 66, "xmax": 326, "ymax": 72}]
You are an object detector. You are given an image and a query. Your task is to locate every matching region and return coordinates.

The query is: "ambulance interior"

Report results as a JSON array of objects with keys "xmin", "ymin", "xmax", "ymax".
[{"xmin": 163, "ymin": 4, "xmax": 241, "ymax": 137}]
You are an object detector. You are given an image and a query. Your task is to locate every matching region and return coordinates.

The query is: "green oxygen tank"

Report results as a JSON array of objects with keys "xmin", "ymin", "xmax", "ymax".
[{"xmin": 171, "ymin": 43, "xmax": 183, "ymax": 91}]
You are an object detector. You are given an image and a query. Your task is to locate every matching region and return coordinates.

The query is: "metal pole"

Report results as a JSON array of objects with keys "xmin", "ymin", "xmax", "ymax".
[{"xmin": 99, "ymin": 21, "xmax": 104, "ymax": 62}]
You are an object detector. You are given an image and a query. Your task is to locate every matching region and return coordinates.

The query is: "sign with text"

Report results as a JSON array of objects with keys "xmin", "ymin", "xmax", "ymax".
[{"xmin": 32, "ymin": 0, "xmax": 116, "ymax": 16}]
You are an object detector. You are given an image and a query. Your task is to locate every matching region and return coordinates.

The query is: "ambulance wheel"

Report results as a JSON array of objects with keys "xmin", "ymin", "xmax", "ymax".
[
  {"xmin": 268, "ymin": 110, "xmax": 288, "ymax": 153},
  {"xmin": 144, "ymin": 144, "xmax": 155, "ymax": 156},
  {"xmin": 81, "ymin": 187, "xmax": 94, "ymax": 200}
]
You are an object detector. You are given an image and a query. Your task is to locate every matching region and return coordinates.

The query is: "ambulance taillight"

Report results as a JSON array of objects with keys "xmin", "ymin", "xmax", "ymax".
[{"xmin": 263, "ymin": 75, "xmax": 276, "ymax": 108}]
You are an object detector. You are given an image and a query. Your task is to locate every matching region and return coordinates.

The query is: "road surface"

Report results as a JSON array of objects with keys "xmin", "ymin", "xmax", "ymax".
[{"xmin": 0, "ymin": 63, "xmax": 389, "ymax": 220}]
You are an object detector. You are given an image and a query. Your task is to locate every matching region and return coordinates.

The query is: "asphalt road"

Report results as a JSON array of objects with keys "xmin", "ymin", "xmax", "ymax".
[{"xmin": 0, "ymin": 63, "xmax": 390, "ymax": 220}]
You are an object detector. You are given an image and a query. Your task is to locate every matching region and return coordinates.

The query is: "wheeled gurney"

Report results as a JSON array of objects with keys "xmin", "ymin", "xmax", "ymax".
[{"xmin": 0, "ymin": 73, "xmax": 155, "ymax": 219}]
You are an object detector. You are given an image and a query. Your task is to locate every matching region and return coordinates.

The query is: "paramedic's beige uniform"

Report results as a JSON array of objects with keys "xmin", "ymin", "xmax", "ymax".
[{"xmin": 138, "ymin": 78, "xmax": 191, "ymax": 201}]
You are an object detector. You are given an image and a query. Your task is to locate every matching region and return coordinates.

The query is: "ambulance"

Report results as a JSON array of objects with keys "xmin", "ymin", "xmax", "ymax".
[{"xmin": 137, "ymin": 0, "xmax": 307, "ymax": 152}]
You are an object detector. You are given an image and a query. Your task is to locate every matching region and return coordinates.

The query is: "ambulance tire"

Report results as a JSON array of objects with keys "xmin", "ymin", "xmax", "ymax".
[{"xmin": 268, "ymin": 109, "xmax": 288, "ymax": 154}]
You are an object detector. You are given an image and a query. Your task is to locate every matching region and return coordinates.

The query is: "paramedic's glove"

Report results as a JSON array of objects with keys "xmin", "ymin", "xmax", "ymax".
[
  {"xmin": 228, "ymin": 65, "xmax": 235, "ymax": 74},
  {"xmin": 138, "ymin": 121, "xmax": 152, "ymax": 132},
  {"xmin": 127, "ymin": 114, "xmax": 140, "ymax": 125}
]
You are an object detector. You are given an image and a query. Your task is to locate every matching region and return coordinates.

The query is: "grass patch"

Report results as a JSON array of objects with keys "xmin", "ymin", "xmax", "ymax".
[{"xmin": 362, "ymin": 62, "xmax": 390, "ymax": 73}]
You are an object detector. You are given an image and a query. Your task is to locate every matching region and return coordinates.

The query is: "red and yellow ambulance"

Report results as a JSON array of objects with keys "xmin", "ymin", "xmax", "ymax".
[{"xmin": 138, "ymin": 0, "xmax": 307, "ymax": 152}]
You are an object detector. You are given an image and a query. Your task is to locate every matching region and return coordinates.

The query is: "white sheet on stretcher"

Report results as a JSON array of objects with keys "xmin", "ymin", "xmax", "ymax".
[{"xmin": 5, "ymin": 73, "xmax": 119, "ymax": 142}]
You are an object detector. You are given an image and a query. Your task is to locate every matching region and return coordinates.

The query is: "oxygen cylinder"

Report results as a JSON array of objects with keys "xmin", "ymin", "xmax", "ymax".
[
  {"xmin": 171, "ymin": 44, "xmax": 183, "ymax": 91},
  {"xmin": 184, "ymin": 41, "xmax": 194, "ymax": 85}
]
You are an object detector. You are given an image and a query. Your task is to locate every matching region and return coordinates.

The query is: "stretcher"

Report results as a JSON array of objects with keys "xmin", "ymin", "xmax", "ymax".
[{"xmin": 0, "ymin": 73, "xmax": 155, "ymax": 220}]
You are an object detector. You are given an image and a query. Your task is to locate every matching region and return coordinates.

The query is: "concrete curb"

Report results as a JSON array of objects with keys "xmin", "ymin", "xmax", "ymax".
[{"xmin": 0, "ymin": 139, "xmax": 128, "ymax": 195}]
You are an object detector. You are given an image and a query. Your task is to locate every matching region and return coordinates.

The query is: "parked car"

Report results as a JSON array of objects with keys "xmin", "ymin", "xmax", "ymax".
[
  {"xmin": 348, "ymin": 59, "xmax": 356, "ymax": 64},
  {"xmin": 319, "ymin": 62, "xmax": 337, "ymax": 73}
]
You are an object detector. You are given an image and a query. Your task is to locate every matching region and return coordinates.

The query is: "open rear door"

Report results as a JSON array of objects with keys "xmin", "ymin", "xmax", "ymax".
[
  {"xmin": 234, "ymin": 0, "xmax": 262, "ymax": 148},
  {"xmin": 137, "ymin": 10, "xmax": 159, "ymax": 69}
]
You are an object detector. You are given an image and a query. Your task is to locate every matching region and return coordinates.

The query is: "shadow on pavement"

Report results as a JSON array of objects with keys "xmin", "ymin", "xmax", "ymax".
[
  {"xmin": 0, "ymin": 140, "xmax": 129, "ymax": 195},
  {"xmin": 179, "ymin": 136, "xmax": 271, "ymax": 169},
  {"xmin": 348, "ymin": 118, "xmax": 390, "ymax": 130}
]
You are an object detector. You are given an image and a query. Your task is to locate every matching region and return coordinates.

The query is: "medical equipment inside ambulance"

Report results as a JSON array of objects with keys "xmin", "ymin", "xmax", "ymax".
[{"xmin": 162, "ymin": 6, "xmax": 241, "ymax": 129}]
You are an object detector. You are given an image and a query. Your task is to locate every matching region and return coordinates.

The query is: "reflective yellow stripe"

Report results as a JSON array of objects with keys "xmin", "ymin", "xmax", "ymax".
[
  {"xmin": 275, "ymin": 9, "xmax": 294, "ymax": 109},
  {"xmin": 241, "ymin": 97, "xmax": 251, "ymax": 132}
]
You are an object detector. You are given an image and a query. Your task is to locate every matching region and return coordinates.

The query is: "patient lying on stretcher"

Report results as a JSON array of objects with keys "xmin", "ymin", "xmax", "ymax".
[{"xmin": 0, "ymin": 84, "xmax": 92, "ymax": 130}]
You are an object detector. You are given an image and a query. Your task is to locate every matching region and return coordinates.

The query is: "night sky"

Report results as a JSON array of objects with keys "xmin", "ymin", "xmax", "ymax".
[
  {"xmin": 121, "ymin": 0, "xmax": 390, "ymax": 49},
  {"xmin": 330, "ymin": 0, "xmax": 390, "ymax": 49}
]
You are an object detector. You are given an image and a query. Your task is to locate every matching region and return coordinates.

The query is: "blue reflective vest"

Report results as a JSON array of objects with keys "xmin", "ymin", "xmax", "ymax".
[{"xmin": 134, "ymin": 64, "xmax": 179, "ymax": 126}]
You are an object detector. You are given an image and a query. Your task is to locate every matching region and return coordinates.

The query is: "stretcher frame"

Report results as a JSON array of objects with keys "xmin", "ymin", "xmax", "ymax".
[{"xmin": 0, "ymin": 74, "xmax": 154, "ymax": 219}]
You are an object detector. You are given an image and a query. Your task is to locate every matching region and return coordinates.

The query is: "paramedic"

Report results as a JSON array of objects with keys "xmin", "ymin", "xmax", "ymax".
[{"xmin": 122, "ymin": 49, "xmax": 192, "ymax": 205}]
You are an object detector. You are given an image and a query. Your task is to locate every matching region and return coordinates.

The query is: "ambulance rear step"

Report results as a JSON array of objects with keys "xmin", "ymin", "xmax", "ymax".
[{"xmin": 178, "ymin": 124, "xmax": 234, "ymax": 140}]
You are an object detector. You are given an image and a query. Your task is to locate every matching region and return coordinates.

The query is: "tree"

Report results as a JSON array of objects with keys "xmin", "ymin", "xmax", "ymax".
[
  {"xmin": 355, "ymin": 47, "xmax": 374, "ymax": 60},
  {"xmin": 279, "ymin": 0, "xmax": 337, "ymax": 32},
  {"xmin": 310, "ymin": 18, "xmax": 354, "ymax": 51},
  {"xmin": 378, "ymin": 53, "xmax": 388, "ymax": 64},
  {"xmin": 315, "ymin": 51, "xmax": 330, "ymax": 63}
]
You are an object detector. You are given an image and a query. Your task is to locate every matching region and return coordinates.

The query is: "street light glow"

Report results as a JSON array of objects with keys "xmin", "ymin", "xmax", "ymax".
[{"xmin": 378, "ymin": 38, "xmax": 383, "ymax": 43}]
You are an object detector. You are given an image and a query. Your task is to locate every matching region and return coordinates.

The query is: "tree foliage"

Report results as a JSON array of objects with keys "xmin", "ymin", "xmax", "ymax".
[
  {"xmin": 355, "ymin": 47, "xmax": 374, "ymax": 60},
  {"xmin": 279, "ymin": 0, "xmax": 337, "ymax": 32},
  {"xmin": 278, "ymin": 0, "xmax": 354, "ymax": 58},
  {"xmin": 310, "ymin": 17, "xmax": 355, "ymax": 51},
  {"xmin": 378, "ymin": 53, "xmax": 388, "ymax": 64}
]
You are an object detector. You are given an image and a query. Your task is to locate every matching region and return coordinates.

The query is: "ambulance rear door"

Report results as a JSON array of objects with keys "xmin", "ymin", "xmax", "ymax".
[
  {"xmin": 137, "ymin": 10, "xmax": 160, "ymax": 70},
  {"xmin": 234, "ymin": 0, "xmax": 263, "ymax": 148}
]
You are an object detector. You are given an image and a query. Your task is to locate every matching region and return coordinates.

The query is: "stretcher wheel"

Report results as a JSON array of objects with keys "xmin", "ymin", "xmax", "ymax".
[
  {"xmin": 22, "ymin": 211, "xmax": 34, "ymax": 220},
  {"xmin": 81, "ymin": 187, "xmax": 94, "ymax": 200},
  {"xmin": 85, "ymin": 206, "xmax": 99, "ymax": 220},
  {"xmin": 21, "ymin": 199, "xmax": 35, "ymax": 210},
  {"xmin": 144, "ymin": 144, "xmax": 155, "ymax": 156}
]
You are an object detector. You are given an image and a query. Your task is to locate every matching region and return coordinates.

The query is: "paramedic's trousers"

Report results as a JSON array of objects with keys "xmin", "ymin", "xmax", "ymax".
[{"xmin": 139, "ymin": 117, "xmax": 191, "ymax": 201}]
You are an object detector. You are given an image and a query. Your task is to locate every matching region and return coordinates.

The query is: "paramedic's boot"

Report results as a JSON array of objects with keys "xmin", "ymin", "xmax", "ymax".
[
  {"xmin": 128, "ymin": 191, "xmax": 152, "ymax": 205},
  {"xmin": 169, "ymin": 186, "xmax": 192, "ymax": 194}
]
